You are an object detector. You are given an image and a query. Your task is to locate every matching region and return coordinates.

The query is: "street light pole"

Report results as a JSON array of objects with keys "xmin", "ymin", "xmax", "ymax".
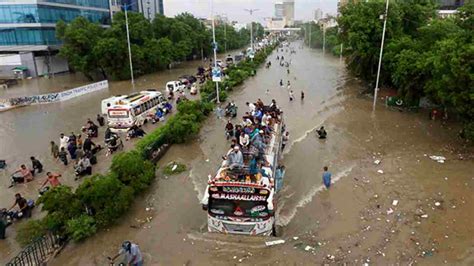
[
  {"xmin": 124, "ymin": 4, "xmax": 135, "ymax": 90},
  {"xmin": 308, "ymin": 23, "xmax": 311, "ymax": 48},
  {"xmin": 322, "ymin": 23, "xmax": 326, "ymax": 54},
  {"xmin": 211, "ymin": 0, "xmax": 220, "ymax": 103},
  {"xmin": 373, "ymin": 0, "xmax": 389, "ymax": 111},
  {"xmin": 244, "ymin": 8, "xmax": 259, "ymax": 52}
]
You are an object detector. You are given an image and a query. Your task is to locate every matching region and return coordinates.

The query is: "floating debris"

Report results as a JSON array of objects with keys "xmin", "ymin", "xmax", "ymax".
[{"xmin": 266, "ymin": 239, "xmax": 285, "ymax": 246}]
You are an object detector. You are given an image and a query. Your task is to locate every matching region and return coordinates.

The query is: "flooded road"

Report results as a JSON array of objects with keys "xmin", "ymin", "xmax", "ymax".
[{"xmin": 4, "ymin": 43, "xmax": 474, "ymax": 265}]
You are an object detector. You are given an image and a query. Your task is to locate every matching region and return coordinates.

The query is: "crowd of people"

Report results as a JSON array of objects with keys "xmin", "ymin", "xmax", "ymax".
[{"xmin": 213, "ymin": 98, "xmax": 286, "ymax": 190}]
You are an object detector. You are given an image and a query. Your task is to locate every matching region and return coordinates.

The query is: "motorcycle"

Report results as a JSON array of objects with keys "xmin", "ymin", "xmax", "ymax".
[
  {"xmin": 105, "ymin": 135, "xmax": 124, "ymax": 156},
  {"xmin": 225, "ymin": 105, "xmax": 238, "ymax": 118}
]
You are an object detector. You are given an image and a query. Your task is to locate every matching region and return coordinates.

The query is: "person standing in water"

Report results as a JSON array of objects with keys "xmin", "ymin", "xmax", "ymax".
[
  {"xmin": 289, "ymin": 90, "xmax": 294, "ymax": 101},
  {"xmin": 322, "ymin": 166, "xmax": 332, "ymax": 189}
]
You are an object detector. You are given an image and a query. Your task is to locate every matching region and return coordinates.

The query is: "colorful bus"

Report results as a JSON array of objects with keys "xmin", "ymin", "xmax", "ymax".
[
  {"xmin": 105, "ymin": 90, "xmax": 166, "ymax": 132},
  {"xmin": 201, "ymin": 104, "xmax": 285, "ymax": 236}
]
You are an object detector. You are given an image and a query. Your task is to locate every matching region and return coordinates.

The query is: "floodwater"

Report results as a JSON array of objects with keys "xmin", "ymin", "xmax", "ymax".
[{"xmin": 3, "ymin": 43, "xmax": 474, "ymax": 265}]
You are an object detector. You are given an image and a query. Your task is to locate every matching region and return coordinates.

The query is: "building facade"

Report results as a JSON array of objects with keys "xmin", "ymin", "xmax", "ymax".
[
  {"xmin": 0, "ymin": 0, "xmax": 110, "ymax": 47},
  {"xmin": 274, "ymin": 2, "xmax": 284, "ymax": 18},
  {"xmin": 111, "ymin": 0, "xmax": 164, "ymax": 21},
  {"xmin": 313, "ymin": 8, "xmax": 323, "ymax": 21},
  {"xmin": 282, "ymin": 0, "xmax": 294, "ymax": 26},
  {"xmin": 0, "ymin": 0, "xmax": 111, "ymax": 78}
]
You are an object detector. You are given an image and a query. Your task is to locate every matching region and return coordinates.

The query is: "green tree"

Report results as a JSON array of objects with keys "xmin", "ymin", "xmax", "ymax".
[{"xmin": 56, "ymin": 18, "xmax": 103, "ymax": 80}]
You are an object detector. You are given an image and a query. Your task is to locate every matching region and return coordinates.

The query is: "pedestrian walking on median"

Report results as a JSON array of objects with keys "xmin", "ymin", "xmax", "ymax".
[
  {"xmin": 322, "ymin": 166, "xmax": 332, "ymax": 189},
  {"xmin": 216, "ymin": 105, "xmax": 223, "ymax": 120}
]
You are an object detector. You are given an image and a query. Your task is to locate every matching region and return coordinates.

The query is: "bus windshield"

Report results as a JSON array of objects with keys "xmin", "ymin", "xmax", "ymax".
[
  {"xmin": 209, "ymin": 199, "xmax": 270, "ymax": 218},
  {"xmin": 108, "ymin": 109, "xmax": 129, "ymax": 119}
]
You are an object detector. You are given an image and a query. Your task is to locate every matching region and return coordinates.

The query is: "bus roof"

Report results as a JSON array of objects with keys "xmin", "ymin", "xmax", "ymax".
[
  {"xmin": 108, "ymin": 90, "xmax": 162, "ymax": 108},
  {"xmin": 209, "ymin": 105, "xmax": 283, "ymax": 189}
]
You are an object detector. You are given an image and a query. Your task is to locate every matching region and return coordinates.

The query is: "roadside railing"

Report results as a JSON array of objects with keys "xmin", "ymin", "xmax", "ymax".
[{"xmin": 6, "ymin": 233, "xmax": 61, "ymax": 266}]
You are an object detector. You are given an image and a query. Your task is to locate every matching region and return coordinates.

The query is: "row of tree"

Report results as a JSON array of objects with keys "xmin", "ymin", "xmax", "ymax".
[
  {"xmin": 56, "ymin": 12, "xmax": 263, "ymax": 81},
  {"xmin": 305, "ymin": 2, "xmax": 472, "ymax": 139},
  {"xmin": 301, "ymin": 21, "xmax": 341, "ymax": 56}
]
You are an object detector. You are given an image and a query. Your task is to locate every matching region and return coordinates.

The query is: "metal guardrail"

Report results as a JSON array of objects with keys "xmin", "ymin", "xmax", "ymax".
[{"xmin": 6, "ymin": 233, "xmax": 60, "ymax": 266}]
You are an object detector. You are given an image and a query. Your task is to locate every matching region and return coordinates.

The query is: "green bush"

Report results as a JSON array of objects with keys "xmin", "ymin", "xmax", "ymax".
[
  {"xmin": 111, "ymin": 150, "xmax": 156, "ymax": 193},
  {"xmin": 16, "ymin": 219, "xmax": 48, "ymax": 247},
  {"xmin": 66, "ymin": 215, "xmax": 97, "ymax": 242},
  {"xmin": 39, "ymin": 186, "xmax": 83, "ymax": 219},
  {"xmin": 75, "ymin": 174, "xmax": 134, "ymax": 227}
]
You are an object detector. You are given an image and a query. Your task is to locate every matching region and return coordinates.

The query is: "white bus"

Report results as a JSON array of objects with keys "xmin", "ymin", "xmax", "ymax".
[
  {"xmin": 101, "ymin": 95, "xmax": 127, "ymax": 115},
  {"xmin": 106, "ymin": 90, "xmax": 166, "ymax": 132}
]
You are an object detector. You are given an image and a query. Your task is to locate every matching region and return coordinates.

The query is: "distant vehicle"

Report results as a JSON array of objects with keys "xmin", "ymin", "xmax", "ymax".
[
  {"xmin": 106, "ymin": 91, "xmax": 166, "ymax": 132},
  {"xmin": 166, "ymin": 81, "xmax": 185, "ymax": 93},
  {"xmin": 179, "ymin": 75, "xmax": 197, "ymax": 84},
  {"xmin": 225, "ymin": 55, "xmax": 234, "ymax": 65},
  {"xmin": 101, "ymin": 95, "xmax": 127, "ymax": 115},
  {"xmin": 216, "ymin": 60, "xmax": 224, "ymax": 68},
  {"xmin": 234, "ymin": 54, "xmax": 244, "ymax": 63}
]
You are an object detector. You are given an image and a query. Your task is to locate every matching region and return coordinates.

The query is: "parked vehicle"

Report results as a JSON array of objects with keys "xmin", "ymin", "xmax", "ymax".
[
  {"xmin": 225, "ymin": 55, "xmax": 234, "ymax": 65},
  {"xmin": 179, "ymin": 75, "xmax": 197, "ymax": 85},
  {"xmin": 166, "ymin": 81, "xmax": 185, "ymax": 93},
  {"xmin": 106, "ymin": 91, "xmax": 166, "ymax": 132}
]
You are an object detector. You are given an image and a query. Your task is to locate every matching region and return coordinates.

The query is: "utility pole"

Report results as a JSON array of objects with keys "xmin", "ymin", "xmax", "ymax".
[
  {"xmin": 373, "ymin": 0, "xmax": 389, "ymax": 111},
  {"xmin": 322, "ymin": 23, "xmax": 326, "ymax": 54},
  {"xmin": 308, "ymin": 23, "xmax": 312, "ymax": 48},
  {"xmin": 124, "ymin": 4, "xmax": 135, "ymax": 90},
  {"xmin": 244, "ymin": 8, "xmax": 259, "ymax": 53},
  {"xmin": 211, "ymin": 0, "xmax": 220, "ymax": 103},
  {"xmin": 224, "ymin": 19, "xmax": 227, "ymax": 53}
]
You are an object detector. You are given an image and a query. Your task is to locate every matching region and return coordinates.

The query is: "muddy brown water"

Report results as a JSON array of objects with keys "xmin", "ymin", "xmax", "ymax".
[{"xmin": 2, "ymin": 44, "xmax": 473, "ymax": 265}]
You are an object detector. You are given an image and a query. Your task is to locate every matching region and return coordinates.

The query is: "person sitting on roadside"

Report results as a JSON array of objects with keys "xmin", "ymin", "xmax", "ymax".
[
  {"xmin": 75, "ymin": 155, "xmax": 92, "ymax": 179},
  {"xmin": 11, "ymin": 164, "xmax": 34, "ymax": 185},
  {"xmin": 40, "ymin": 172, "xmax": 62, "ymax": 189}
]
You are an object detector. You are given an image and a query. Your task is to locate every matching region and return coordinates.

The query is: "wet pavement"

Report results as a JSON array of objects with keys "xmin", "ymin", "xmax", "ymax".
[{"xmin": 2, "ymin": 42, "xmax": 473, "ymax": 265}]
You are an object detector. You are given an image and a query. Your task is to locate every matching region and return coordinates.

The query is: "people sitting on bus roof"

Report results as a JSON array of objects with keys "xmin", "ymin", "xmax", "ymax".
[{"xmin": 227, "ymin": 146, "xmax": 244, "ymax": 169}]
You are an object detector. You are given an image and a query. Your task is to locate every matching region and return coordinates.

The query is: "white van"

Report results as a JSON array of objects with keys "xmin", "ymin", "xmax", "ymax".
[{"xmin": 166, "ymin": 81, "xmax": 185, "ymax": 93}]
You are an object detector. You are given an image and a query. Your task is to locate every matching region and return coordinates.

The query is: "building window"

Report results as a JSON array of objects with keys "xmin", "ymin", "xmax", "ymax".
[
  {"xmin": 0, "ymin": 5, "xmax": 110, "ymax": 24},
  {"xmin": 0, "ymin": 28, "xmax": 61, "ymax": 45},
  {"xmin": 44, "ymin": 0, "xmax": 110, "ymax": 9}
]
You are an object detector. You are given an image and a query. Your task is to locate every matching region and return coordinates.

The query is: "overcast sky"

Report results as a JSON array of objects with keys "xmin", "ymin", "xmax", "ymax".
[{"xmin": 163, "ymin": 0, "xmax": 339, "ymax": 23}]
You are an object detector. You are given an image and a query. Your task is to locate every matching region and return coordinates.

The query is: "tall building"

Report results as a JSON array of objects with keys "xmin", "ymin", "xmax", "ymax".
[
  {"xmin": 275, "ymin": 2, "xmax": 284, "ymax": 18},
  {"xmin": 282, "ymin": 0, "xmax": 295, "ymax": 26},
  {"xmin": 112, "ymin": 0, "xmax": 164, "ymax": 21},
  {"xmin": 269, "ymin": 0, "xmax": 294, "ymax": 28},
  {"xmin": 0, "ymin": 0, "xmax": 111, "ymax": 78},
  {"xmin": 314, "ymin": 8, "xmax": 323, "ymax": 21}
]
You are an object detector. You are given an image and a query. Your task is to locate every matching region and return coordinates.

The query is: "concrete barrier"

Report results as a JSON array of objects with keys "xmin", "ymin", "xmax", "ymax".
[{"xmin": 0, "ymin": 80, "xmax": 108, "ymax": 112}]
